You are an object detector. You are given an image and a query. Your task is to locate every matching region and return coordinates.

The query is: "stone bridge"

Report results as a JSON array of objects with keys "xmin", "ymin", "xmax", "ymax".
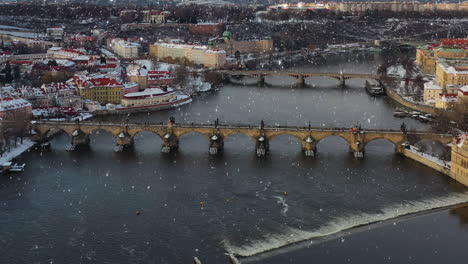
[
  {"xmin": 31, "ymin": 120, "xmax": 453, "ymax": 157},
  {"xmin": 215, "ymin": 70, "xmax": 380, "ymax": 87}
]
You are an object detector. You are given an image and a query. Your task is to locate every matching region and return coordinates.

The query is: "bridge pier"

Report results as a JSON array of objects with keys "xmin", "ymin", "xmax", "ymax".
[
  {"xmin": 303, "ymin": 136, "xmax": 317, "ymax": 157},
  {"xmin": 257, "ymin": 75, "xmax": 265, "ymax": 87},
  {"xmin": 349, "ymin": 132, "xmax": 365, "ymax": 158},
  {"xmin": 296, "ymin": 74, "xmax": 306, "ymax": 88},
  {"xmin": 339, "ymin": 76, "xmax": 345, "ymax": 88},
  {"xmin": 209, "ymin": 134, "xmax": 224, "ymax": 155},
  {"xmin": 115, "ymin": 132, "xmax": 133, "ymax": 152},
  {"xmin": 68, "ymin": 129, "xmax": 89, "ymax": 151},
  {"xmin": 256, "ymin": 136, "xmax": 269, "ymax": 157},
  {"xmin": 161, "ymin": 133, "xmax": 179, "ymax": 153}
]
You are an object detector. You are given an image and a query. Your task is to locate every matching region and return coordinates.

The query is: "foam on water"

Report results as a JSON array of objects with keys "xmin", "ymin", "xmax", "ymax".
[
  {"xmin": 273, "ymin": 196, "xmax": 289, "ymax": 216},
  {"xmin": 223, "ymin": 192, "xmax": 468, "ymax": 257}
]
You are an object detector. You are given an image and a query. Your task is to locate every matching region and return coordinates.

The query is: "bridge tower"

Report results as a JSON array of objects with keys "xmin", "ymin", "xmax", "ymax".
[{"xmin": 161, "ymin": 117, "xmax": 179, "ymax": 153}]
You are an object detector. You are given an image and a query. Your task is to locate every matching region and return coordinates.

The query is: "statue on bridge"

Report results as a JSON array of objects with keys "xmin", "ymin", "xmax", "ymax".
[
  {"xmin": 260, "ymin": 120, "xmax": 265, "ymax": 130},
  {"xmin": 214, "ymin": 118, "xmax": 219, "ymax": 128},
  {"xmin": 400, "ymin": 122, "xmax": 407, "ymax": 135}
]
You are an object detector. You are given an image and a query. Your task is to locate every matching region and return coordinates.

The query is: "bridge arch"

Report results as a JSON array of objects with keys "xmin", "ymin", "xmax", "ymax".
[
  {"xmin": 315, "ymin": 135, "xmax": 352, "ymax": 153},
  {"xmin": 268, "ymin": 133, "xmax": 304, "ymax": 154},
  {"xmin": 176, "ymin": 130, "xmax": 212, "ymax": 141},
  {"xmin": 131, "ymin": 130, "xmax": 164, "ymax": 140},
  {"xmin": 40, "ymin": 127, "xmax": 72, "ymax": 139},
  {"xmin": 364, "ymin": 138, "xmax": 399, "ymax": 152}
]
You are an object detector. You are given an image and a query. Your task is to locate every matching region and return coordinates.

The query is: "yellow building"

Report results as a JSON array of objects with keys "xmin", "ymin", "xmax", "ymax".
[
  {"xmin": 451, "ymin": 134, "xmax": 468, "ymax": 186},
  {"xmin": 423, "ymin": 80, "xmax": 459, "ymax": 106},
  {"xmin": 149, "ymin": 42, "xmax": 226, "ymax": 69},
  {"xmin": 436, "ymin": 61, "xmax": 468, "ymax": 89},
  {"xmin": 416, "ymin": 46, "xmax": 467, "ymax": 74},
  {"xmin": 78, "ymin": 78, "xmax": 123, "ymax": 104},
  {"xmin": 416, "ymin": 48, "xmax": 437, "ymax": 74}
]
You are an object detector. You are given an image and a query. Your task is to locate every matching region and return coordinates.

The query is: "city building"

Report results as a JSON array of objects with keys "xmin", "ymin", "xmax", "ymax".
[
  {"xmin": 46, "ymin": 27, "xmax": 64, "ymax": 41},
  {"xmin": 423, "ymin": 80, "xmax": 459, "ymax": 105},
  {"xmin": 436, "ymin": 61, "xmax": 468, "ymax": 89},
  {"xmin": 0, "ymin": 97, "xmax": 32, "ymax": 120},
  {"xmin": 416, "ymin": 38, "xmax": 468, "ymax": 74},
  {"xmin": 215, "ymin": 31, "xmax": 273, "ymax": 56},
  {"xmin": 149, "ymin": 42, "xmax": 226, "ymax": 69},
  {"xmin": 142, "ymin": 10, "xmax": 168, "ymax": 24},
  {"xmin": 47, "ymin": 47, "xmax": 86, "ymax": 59},
  {"xmin": 109, "ymin": 38, "xmax": 141, "ymax": 59},
  {"xmin": 452, "ymin": 134, "xmax": 468, "ymax": 186}
]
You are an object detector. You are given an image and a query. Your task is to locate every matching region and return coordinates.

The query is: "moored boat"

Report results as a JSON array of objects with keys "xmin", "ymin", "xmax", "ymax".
[
  {"xmin": 365, "ymin": 79, "xmax": 384, "ymax": 96},
  {"xmin": 96, "ymin": 87, "xmax": 192, "ymax": 114}
]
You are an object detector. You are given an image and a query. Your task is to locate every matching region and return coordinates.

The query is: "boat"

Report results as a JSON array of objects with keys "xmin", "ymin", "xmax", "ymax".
[
  {"xmin": 9, "ymin": 163, "xmax": 26, "ymax": 172},
  {"xmin": 393, "ymin": 111, "xmax": 408, "ymax": 118},
  {"xmin": 365, "ymin": 80, "xmax": 384, "ymax": 96},
  {"xmin": 97, "ymin": 87, "xmax": 192, "ymax": 114}
]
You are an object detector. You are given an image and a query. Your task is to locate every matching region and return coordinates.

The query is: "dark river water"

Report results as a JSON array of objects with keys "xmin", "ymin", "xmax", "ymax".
[{"xmin": 2, "ymin": 52, "xmax": 468, "ymax": 264}]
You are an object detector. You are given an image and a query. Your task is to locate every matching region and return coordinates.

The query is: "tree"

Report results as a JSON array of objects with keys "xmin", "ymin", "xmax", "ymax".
[
  {"xmin": 411, "ymin": 74, "xmax": 425, "ymax": 102},
  {"xmin": 203, "ymin": 71, "xmax": 223, "ymax": 86},
  {"xmin": 3, "ymin": 61, "xmax": 13, "ymax": 84},
  {"xmin": 47, "ymin": 59, "xmax": 58, "ymax": 67},
  {"xmin": 235, "ymin": 50, "xmax": 241, "ymax": 61},
  {"xmin": 12, "ymin": 65, "xmax": 20, "ymax": 80},
  {"xmin": 174, "ymin": 64, "xmax": 188, "ymax": 85}
]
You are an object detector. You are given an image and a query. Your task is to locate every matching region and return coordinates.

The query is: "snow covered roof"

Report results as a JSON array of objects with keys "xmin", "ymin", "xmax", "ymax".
[
  {"xmin": 424, "ymin": 80, "xmax": 442, "ymax": 90},
  {"xmin": 438, "ymin": 61, "xmax": 468, "ymax": 74},
  {"xmin": 0, "ymin": 98, "xmax": 31, "ymax": 112},
  {"xmin": 124, "ymin": 88, "xmax": 174, "ymax": 98}
]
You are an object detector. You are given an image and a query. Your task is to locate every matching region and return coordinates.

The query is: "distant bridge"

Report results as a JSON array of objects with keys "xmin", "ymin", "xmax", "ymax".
[
  {"xmin": 216, "ymin": 70, "xmax": 380, "ymax": 87},
  {"xmin": 31, "ymin": 120, "xmax": 452, "ymax": 157}
]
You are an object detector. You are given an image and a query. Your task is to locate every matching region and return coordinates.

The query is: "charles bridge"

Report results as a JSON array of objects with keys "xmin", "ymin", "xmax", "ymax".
[
  {"xmin": 31, "ymin": 120, "xmax": 452, "ymax": 158},
  {"xmin": 216, "ymin": 70, "xmax": 380, "ymax": 87}
]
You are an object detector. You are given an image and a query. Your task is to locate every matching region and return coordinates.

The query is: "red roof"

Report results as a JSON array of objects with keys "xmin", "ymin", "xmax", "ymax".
[
  {"xmin": 89, "ymin": 78, "xmax": 121, "ymax": 86},
  {"xmin": 440, "ymin": 38, "xmax": 468, "ymax": 47},
  {"xmin": 96, "ymin": 64, "xmax": 118, "ymax": 69},
  {"xmin": 6, "ymin": 61, "xmax": 34, "ymax": 65}
]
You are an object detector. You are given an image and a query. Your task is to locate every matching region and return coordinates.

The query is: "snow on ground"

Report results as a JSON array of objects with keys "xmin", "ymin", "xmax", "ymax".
[
  {"xmin": 388, "ymin": 65, "xmax": 406, "ymax": 78},
  {"xmin": 134, "ymin": 60, "xmax": 153, "ymax": 70},
  {"xmin": 154, "ymin": 62, "xmax": 178, "ymax": 72},
  {"xmin": 0, "ymin": 139, "xmax": 35, "ymax": 165},
  {"xmin": 408, "ymin": 146, "xmax": 450, "ymax": 168}
]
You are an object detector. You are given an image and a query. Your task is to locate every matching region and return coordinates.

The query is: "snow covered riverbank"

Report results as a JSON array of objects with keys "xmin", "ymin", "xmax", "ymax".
[{"xmin": 0, "ymin": 139, "xmax": 35, "ymax": 165}]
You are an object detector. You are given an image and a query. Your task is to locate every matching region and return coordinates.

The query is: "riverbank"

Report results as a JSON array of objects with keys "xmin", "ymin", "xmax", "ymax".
[{"xmin": 0, "ymin": 139, "xmax": 35, "ymax": 165}]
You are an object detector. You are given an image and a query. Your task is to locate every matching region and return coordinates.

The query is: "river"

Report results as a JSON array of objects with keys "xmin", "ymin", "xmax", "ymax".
[{"xmin": 1, "ymin": 52, "xmax": 468, "ymax": 264}]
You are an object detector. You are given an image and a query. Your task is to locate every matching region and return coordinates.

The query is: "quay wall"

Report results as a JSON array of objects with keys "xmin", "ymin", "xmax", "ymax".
[
  {"xmin": 384, "ymin": 85, "xmax": 460, "ymax": 121},
  {"xmin": 401, "ymin": 148, "xmax": 455, "ymax": 179}
]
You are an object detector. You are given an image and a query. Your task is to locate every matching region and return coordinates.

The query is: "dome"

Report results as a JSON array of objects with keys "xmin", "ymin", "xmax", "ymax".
[{"xmin": 222, "ymin": 31, "xmax": 232, "ymax": 40}]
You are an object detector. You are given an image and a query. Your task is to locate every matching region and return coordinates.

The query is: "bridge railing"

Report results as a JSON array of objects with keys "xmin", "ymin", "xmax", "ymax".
[{"xmin": 32, "ymin": 121, "xmax": 448, "ymax": 136}]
